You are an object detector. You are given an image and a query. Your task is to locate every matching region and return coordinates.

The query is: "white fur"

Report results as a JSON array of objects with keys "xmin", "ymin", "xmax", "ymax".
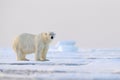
[{"xmin": 12, "ymin": 32, "xmax": 54, "ymax": 61}]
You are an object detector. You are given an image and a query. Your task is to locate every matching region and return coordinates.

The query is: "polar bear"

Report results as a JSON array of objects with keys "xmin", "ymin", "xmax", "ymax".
[{"xmin": 12, "ymin": 32, "xmax": 55, "ymax": 61}]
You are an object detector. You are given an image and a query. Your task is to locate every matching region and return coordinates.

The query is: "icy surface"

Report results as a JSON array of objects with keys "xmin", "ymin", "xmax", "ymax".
[{"xmin": 0, "ymin": 48, "xmax": 120, "ymax": 80}]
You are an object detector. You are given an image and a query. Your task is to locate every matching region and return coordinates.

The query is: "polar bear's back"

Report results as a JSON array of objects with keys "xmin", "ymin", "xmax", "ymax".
[
  {"xmin": 13, "ymin": 33, "xmax": 36, "ymax": 54},
  {"xmin": 18, "ymin": 33, "xmax": 35, "ymax": 44},
  {"xmin": 18, "ymin": 33, "xmax": 35, "ymax": 43}
]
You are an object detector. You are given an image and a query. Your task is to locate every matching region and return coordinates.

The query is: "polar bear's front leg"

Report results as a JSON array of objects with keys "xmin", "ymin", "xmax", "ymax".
[
  {"xmin": 39, "ymin": 48, "xmax": 46, "ymax": 61},
  {"xmin": 35, "ymin": 48, "xmax": 41, "ymax": 61},
  {"xmin": 35, "ymin": 46, "xmax": 45, "ymax": 61},
  {"xmin": 38, "ymin": 46, "xmax": 49, "ymax": 61},
  {"xmin": 42, "ymin": 46, "xmax": 49, "ymax": 61}
]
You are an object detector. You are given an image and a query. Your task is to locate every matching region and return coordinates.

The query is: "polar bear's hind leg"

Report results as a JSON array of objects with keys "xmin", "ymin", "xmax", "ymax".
[{"xmin": 16, "ymin": 50, "xmax": 29, "ymax": 61}]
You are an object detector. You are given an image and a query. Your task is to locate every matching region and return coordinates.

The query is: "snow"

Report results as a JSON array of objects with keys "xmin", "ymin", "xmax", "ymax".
[{"xmin": 0, "ymin": 48, "xmax": 120, "ymax": 80}]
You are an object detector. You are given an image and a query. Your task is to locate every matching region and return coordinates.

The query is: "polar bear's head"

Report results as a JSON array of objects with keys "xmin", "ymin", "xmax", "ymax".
[{"xmin": 41, "ymin": 32, "xmax": 56, "ymax": 43}]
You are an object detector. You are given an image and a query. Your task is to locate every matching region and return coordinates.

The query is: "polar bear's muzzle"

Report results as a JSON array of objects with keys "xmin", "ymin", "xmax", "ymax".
[
  {"xmin": 49, "ymin": 32, "xmax": 55, "ymax": 39},
  {"xmin": 51, "ymin": 36, "xmax": 54, "ymax": 39}
]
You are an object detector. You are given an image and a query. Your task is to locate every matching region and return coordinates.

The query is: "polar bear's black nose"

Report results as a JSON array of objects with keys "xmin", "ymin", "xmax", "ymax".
[{"xmin": 51, "ymin": 36, "xmax": 54, "ymax": 39}]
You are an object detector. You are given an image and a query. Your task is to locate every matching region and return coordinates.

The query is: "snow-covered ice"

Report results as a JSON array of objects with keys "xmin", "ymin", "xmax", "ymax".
[{"xmin": 0, "ymin": 48, "xmax": 120, "ymax": 80}]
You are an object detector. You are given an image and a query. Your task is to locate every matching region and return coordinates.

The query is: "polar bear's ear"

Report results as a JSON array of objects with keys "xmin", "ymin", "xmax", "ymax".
[
  {"xmin": 41, "ymin": 32, "xmax": 47, "ymax": 35},
  {"xmin": 45, "ymin": 33, "xmax": 48, "ymax": 35}
]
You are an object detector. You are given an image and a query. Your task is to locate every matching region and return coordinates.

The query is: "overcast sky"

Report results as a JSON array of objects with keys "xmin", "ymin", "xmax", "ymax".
[{"xmin": 0, "ymin": 0, "xmax": 120, "ymax": 48}]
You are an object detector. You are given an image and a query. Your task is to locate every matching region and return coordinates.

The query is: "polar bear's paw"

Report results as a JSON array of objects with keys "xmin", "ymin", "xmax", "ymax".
[
  {"xmin": 44, "ymin": 59, "xmax": 49, "ymax": 61},
  {"xmin": 17, "ymin": 58, "xmax": 29, "ymax": 61},
  {"xmin": 40, "ymin": 58, "xmax": 49, "ymax": 61},
  {"xmin": 24, "ymin": 58, "xmax": 29, "ymax": 61}
]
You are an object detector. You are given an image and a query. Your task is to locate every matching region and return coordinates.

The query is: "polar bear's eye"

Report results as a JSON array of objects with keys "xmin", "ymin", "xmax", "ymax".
[{"xmin": 49, "ymin": 32, "xmax": 55, "ymax": 36}]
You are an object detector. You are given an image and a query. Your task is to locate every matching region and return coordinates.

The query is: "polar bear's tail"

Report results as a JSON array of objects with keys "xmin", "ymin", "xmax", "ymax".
[{"xmin": 12, "ymin": 36, "xmax": 19, "ymax": 54}]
